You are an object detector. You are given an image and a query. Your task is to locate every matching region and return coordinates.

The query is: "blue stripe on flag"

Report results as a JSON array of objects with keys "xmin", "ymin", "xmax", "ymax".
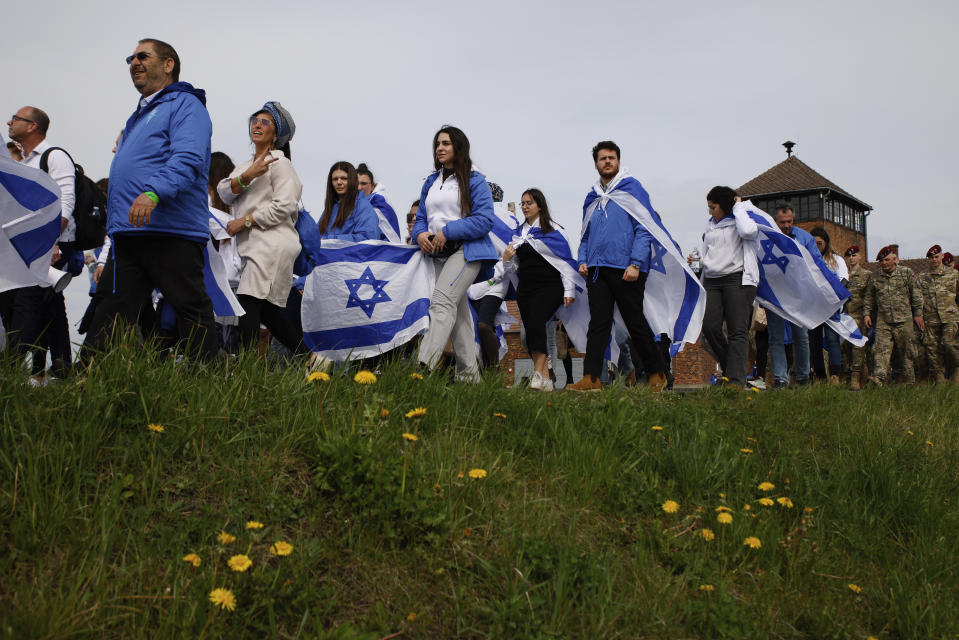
[
  {"xmin": 202, "ymin": 246, "xmax": 234, "ymax": 316},
  {"xmin": 304, "ymin": 297, "xmax": 430, "ymax": 351},
  {"xmin": 0, "ymin": 169, "xmax": 59, "ymax": 211},
  {"xmin": 671, "ymin": 271, "xmax": 702, "ymax": 355},
  {"xmin": 491, "ymin": 216, "xmax": 515, "ymax": 245},
  {"xmin": 11, "ymin": 213, "xmax": 61, "ymax": 265},
  {"xmin": 315, "ymin": 243, "xmax": 417, "ymax": 266}
]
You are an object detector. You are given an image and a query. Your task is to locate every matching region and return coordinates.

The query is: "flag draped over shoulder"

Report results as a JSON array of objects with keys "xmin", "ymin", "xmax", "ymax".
[
  {"xmin": 0, "ymin": 155, "xmax": 62, "ymax": 293},
  {"xmin": 301, "ymin": 239, "xmax": 433, "ymax": 360},
  {"xmin": 739, "ymin": 200, "xmax": 864, "ymax": 345},
  {"xmin": 488, "ymin": 203, "xmax": 521, "ymax": 255},
  {"xmin": 369, "ymin": 191, "xmax": 401, "ymax": 243},
  {"xmin": 582, "ymin": 171, "xmax": 705, "ymax": 356}
]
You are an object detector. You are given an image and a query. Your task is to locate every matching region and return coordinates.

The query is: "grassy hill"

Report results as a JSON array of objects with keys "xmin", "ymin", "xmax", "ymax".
[{"xmin": 1, "ymin": 344, "xmax": 957, "ymax": 639}]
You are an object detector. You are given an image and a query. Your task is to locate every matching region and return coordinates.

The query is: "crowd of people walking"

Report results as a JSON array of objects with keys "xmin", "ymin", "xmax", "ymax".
[{"xmin": 2, "ymin": 37, "xmax": 956, "ymax": 391}]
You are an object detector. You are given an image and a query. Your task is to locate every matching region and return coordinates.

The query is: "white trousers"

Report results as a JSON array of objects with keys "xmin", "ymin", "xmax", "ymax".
[{"xmin": 417, "ymin": 248, "xmax": 481, "ymax": 379}]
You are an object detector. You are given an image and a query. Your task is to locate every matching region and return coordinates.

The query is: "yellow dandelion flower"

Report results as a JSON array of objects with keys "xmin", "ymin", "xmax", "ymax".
[
  {"xmin": 353, "ymin": 370, "xmax": 377, "ymax": 385},
  {"xmin": 906, "ymin": 430, "xmax": 914, "ymax": 436},
  {"xmin": 848, "ymin": 583, "xmax": 863, "ymax": 594},
  {"xmin": 718, "ymin": 492, "xmax": 726, "ymax": 499},
  {"xmin": 209, "ymin": 587, "xmax": 236, "ymax": 611},
  {"xmin": 147, "ymin": 423, "xmax": 164, "ymax": 433},
  {"xmin": 457, "ymin": 471, "xmax": 464, "ymax": 479},
  {"xmin": 661, "ymin": 500, "xmax": 679, "ymax": 514},
  {"xmin": 804, "ymin": 506, "xmax": 814, "ymax": 514},
  {"xmin": 379, "ymin": 408, "xmax": 389, "ymax": 419},
  {"xmin": 245, "ymin": 520, "xmax": 264, "ymax": 530},
  {"xmin": 743, "ymin": 504, "xmax": 752, "ymax": 511},
  {"xmin": 700, "ymin": 528, "xmax": 715, "ymax": 541},
  {"xmin": 717, "ymin": 512, "xmax": 733, "ymax": 525},
  {"xmin": 492, "ymin": 412, "xmax": 507, "ymax": 419},
  {"xmin": 468, "ymin": 468, "xmax": 487, "ymax": 479},
  {"xmin": 651, "ymin": 425, "xmax": 663, "ymax": 431},
  {"xmin": 227, "ymin": 554, "xmax": 252, "ymax": 572},
  {"xmin": 405, "ymin": 407, "xmax": 427, "ymax": 419},
  {"xmin": 758, "ymin": 482, "xmax": 775, "ymax": 492},
  {"xmin": 699, "ymin": 584, "xmax": 715, "ymax": 591},
  {"xmin": 777, "ymin": 497, "xmax": 794, "ymax": 508},
  {"xmin": 270, "ymin": 541, "xmax": 293, "ymax": 556},
  {"xmin": 744, "ymin": 536, "xmax": 761, "ymax": 549},
  {"xmin": 307, "ymin": 371, "xmax": 330, "ymax": 383},
  {"xmin": 746, "ymin": 436, "xmax": 757, "ymax": 442},
  {"xmin": 407, "ymin": 612, "xmax": 418, "ymax": 622},
  {"xmin": 182, "ymin": 553, "xmax": 201, "ymax": 567},
  {"xmin": 402, "ymin": 432, "xmax": 419, "ymax": 442},
  {"xmin": 740, "ymin": 448, "xmax": 753, "ymax": 454},
  {"xmin": 217, "ymin": 531, "xmax": 236, "ymax": 545},
  {"xmin": 410, "ymin": 372, "xmax": 424, "ymax": 380},
  {"xmin": 715, "ymin": 506, "xmax": 732, "ymax": 513},
  {"xmin": 925, "ymin": 440, "xmax": 933, "ymax": 446},
  {"xmin": 758, "ymin": 498, "xmax": 774, "ymax": 507}
]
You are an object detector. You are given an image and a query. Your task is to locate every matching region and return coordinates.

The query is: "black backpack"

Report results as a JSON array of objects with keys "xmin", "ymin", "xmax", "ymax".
[{"xmin": 40, "ymin": 147, "xmax": 107, "ymax": 250}]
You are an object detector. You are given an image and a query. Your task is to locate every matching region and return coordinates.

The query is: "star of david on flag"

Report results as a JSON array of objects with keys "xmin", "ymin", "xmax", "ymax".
[
  {"xmin": 301, "ymin": 239, "xmax": 434, "ymax": 361},
  {"xmin": 345, "ymin": 266, "xmax": 392, "ymax": 318}
]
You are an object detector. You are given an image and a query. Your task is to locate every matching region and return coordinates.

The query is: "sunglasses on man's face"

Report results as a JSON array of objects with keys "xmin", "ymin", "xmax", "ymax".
[{"xmin": 126, "ymin": 51, "xmax": 153, "ymax": 65}]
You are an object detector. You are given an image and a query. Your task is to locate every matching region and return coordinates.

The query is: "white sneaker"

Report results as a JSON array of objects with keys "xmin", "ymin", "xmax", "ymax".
[{"xmin": 529, "ymin": 371, "xmax": 554, "ymax": 392}]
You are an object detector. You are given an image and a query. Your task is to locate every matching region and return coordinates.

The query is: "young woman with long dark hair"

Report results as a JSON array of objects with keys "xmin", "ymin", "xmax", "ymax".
[
  {"xmin": 317, "ymin": 161, "xmax": 378, "ymax": 241},
  {"xmin": 501, "ymin": 188, "xmax": 576, "ymax": 391},
  {"xmin": 411, "ymin": 125, "xmax": 496, "ymax": 381}
]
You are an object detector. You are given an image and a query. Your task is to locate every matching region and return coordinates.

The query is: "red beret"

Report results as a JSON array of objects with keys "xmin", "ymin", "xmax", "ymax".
[
  {"xmin": 943, "ymin": 252, "xmax": 954, "ymax": 266},
  {"xmin": 927, "ymin": 244, "xmax": 942, "ymax": 258},
  {"xmin": 844, "ymin": 245, "xmax": 860, "ymax": 257},
  {"xmin": 876, "ymin": 246, "xmax": 892, "ymax": 261}
]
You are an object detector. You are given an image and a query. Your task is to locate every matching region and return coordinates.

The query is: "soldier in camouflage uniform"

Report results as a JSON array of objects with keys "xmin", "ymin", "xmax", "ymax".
[
  {"xmin": 863, "ymin": 246, "xmax": 924, "ymax": 385},
  {"xmin": 919, "ymin": 245, "xmax": 959, "ymax": 383},
  {"xmin": 843, "ymin": 245, "xmax": 871, "ymax": 390}
]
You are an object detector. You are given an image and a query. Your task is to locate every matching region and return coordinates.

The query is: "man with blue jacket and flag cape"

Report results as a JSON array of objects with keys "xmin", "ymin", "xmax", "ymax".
[
  {"xmin": 81, "ymin": 38, "xmax": 217, "ymax": 362},
  {"xmin": 568, "ymin": 141, "xmax": 706, "ymax": 391}
]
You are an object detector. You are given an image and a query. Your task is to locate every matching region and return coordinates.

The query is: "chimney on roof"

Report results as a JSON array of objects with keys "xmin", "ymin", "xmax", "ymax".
[{"xmin": 783, "ymin": 141, "xmax": 796, "ymax": 157}]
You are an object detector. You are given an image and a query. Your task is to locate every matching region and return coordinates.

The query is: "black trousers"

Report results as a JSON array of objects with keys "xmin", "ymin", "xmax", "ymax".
[
  {"xmin": 584, "ymin": 267, "xmax": 664, "ymax": 379},
  {"xmin": 82, "ymin": 234, "xmax": 217, "ymax": 361},
  {"xmin": 236, "ymin": 294, "xmax": 306, "ymax": 355},
  {"xmin": 702, "ymin": 272, "xmax": 756, "ymax": 386},
  {"xmin": 517, "ymin": 280, "xmax": 563, "ymax": 356},
  {"xmin": 7, "ymin": 285, "xmax": 72, "ymax": 377}
]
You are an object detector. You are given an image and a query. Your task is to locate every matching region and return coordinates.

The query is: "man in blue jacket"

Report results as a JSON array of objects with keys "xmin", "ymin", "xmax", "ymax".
[
  {"xmin": 82, "ymin": 38, "xmax": 217, "ymax": 361},
  {"xmin": 568, "ymin": 141, "xmax": 667, "ymax": 391}
]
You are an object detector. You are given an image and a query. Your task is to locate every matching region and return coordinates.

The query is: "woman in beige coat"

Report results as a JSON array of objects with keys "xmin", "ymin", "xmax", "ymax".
[{"xmin": 217, "ymin": 101, "xmax": 305, "ymax": 353}]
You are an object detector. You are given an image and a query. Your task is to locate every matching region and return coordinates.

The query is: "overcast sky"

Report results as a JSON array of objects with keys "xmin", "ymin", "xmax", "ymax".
[{"xmin": 5, "ymin": 0, "xmax": 957, "ymax": 344}]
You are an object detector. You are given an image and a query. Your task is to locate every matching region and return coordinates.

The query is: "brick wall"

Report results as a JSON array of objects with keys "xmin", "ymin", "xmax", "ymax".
[{"xmin": 796, "ymin": 221, "xmax": 865, "ymax": 262}]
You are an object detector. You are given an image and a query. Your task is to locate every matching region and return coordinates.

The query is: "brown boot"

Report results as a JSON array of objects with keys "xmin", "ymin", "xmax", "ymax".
[
  {"xmin": 867, "ymin": 375, "xmax": 883, "ymax": 387},
  {"xmin": 568, "ymin": 374, "xmax": 602, "ymax": 392},
  {"xmin": 849, "ymin": 372, "xmax": 861, "ymax": 391},
  {"xmin": 648, "ymin": 371, "xmax": 667, "ymax": 393}
]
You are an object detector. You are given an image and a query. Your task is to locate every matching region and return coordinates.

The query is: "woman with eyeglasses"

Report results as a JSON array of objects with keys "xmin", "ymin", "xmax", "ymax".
[
  {"xmin": 217, "ymin": 101, "xmax": 305, "ymax": 354},
  {"xmin": 412, "ymin": 125, "xmax": 496, "ymax": 381},
  {"xmin": 500, "ymin": 188, "xmax": 577, "ymax": 391}
]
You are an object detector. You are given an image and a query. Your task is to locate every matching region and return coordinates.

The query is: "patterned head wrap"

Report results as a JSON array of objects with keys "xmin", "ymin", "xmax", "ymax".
[
  {"xmin": 253, "ymin": 101, "xmax": 295, "ymax": 149},
  {"xmin": 942, "ymin": 251, "xmax": 953, "ymax": 266},
  {"xmin": 926, "ymin": 244, "xmax": 942, "ymax": 258},
  {"xmin": 487, "ymin": 182, "xmax": 504, "ymax": 203},
  {"xmin": 876, "ymin": 245, "xmax": 893, "ymax": 261},
  {"xmin": 844, "ymin": 245, "xmax": 859, "ymax": 258}
]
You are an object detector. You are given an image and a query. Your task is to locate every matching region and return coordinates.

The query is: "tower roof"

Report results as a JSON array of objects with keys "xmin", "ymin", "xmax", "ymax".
[{"xmin": 738, "ymin": 155, "xmax": 871, "ymax": 210}]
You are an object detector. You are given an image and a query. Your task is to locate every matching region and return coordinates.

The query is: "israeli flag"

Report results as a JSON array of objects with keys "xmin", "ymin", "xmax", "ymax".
[
  {"xmin": 489, "ymin": 203, "xmax": 521, "ymax": 255},
  {"xmin": 301, "ymin": 239, "xmax": 434, "ymax": 360},
  {"xmin": 0, "ymin": 153, "xmax": 62, "ymax": 293},
  {"xmin": 369, "ymin": 188, "xmax": 401, "ymax": 243},
  {"xmin": 202, "ymin": 239, "xmax": 245, "ymax": 321},
  {"xmin": 739, "ymin": 201, "xmax": 863, "ymax": 344},
  {"xmin": 583, "ymin": 171, "xmax": 706, "ymax": 356}
]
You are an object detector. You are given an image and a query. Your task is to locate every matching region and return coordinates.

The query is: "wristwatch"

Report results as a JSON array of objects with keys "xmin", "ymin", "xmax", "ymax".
[{"xmin": 244, "ymin": 216, "xmax": 253, "ymax": 230}]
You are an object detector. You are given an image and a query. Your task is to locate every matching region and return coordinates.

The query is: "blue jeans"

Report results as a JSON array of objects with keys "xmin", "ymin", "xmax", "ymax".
[
  {"xmin": 767, "ymin": 312, "xmax": 809, "ymax": 384},
  {"xmin": 823, "ymin": 326, "xmax": 842, "ymax": 368}
]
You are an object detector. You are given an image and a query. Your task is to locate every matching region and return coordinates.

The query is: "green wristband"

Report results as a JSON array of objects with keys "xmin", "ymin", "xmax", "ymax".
[
  {"xmin": 144, "ymin": 191, "xmax": 159, "ymax": 204},
  {"xmin": 236, "ymin": 174, "xmax": 249, "ymax": 189}
]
